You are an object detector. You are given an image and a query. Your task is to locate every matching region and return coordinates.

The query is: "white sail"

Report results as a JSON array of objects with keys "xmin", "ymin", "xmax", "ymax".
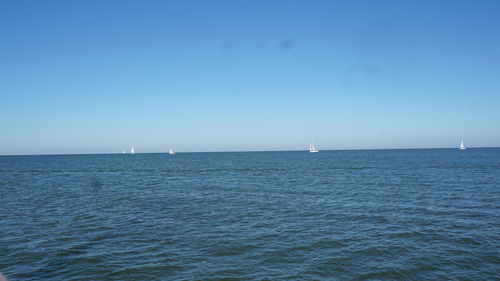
[
  {"xmin": 169, "ymin": 148, "xmax": 175, "ymax": 155},
  {"xmin": 309, "ymin": 143, "xmax": 319, "ymax": 153},
  {"xmin": 131, "ymin": 147, "xmax": 135, "ymax": 154},
  {"xmin": 459, "ymin": 140, "xmax": 466, "ymax": 150}
]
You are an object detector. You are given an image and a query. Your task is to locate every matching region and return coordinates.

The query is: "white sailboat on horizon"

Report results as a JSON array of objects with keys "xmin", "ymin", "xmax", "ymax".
[
  {"xmin": 131, "ymin": 147, "xmax": 135, "ymax": 155},
  {"xmin": 459, "ymin": 140, "xmax": 466, "ymax": 150},
  {"xmin": 169, "ymin": 148, "xmax": 176, "ymax": 155},
  {"xmin": 309, "ymin": 143, "xmax": 319, "ymax": 153}
]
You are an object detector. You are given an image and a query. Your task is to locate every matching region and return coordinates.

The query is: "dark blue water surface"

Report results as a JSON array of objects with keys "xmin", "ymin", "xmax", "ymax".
[{"xmin": 1, "ymin": 149, "xmax": 499, "ymax": 280}]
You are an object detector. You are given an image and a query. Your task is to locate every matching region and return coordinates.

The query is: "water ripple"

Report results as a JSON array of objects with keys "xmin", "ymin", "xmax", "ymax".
[{"xmin": 1, "ymin": 149, "xmax": 499, "ymax": 280}]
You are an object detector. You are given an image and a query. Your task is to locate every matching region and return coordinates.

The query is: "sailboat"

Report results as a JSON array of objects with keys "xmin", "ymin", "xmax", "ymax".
[
  {"xmin": 309, "ymin": 143, "xmax": 319, "ymax": 153},
  {"xmin": 131, "ymin": 147, "xmax": 135, "ymax": 155},
  {"xmin": 459, "ymin": 140, "xmax": 466, "ymax": 150},
  {"xmin": 169, "ymin": 148, "xmax": 176, "ymax": 155}
]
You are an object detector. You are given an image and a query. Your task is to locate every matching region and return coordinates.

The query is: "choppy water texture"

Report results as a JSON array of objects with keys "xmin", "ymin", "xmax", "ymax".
[{"xmin": 1, "ymin": 149, "xmax": 499, "ymax": 280}]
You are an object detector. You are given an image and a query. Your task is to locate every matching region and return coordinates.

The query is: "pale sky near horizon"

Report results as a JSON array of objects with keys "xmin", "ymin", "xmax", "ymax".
[{"xmin": 1, "ymin": 0, "xmax": 499, "ymax": 155}]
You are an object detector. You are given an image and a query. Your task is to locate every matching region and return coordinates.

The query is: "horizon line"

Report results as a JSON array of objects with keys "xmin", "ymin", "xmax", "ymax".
[{"xmin": 1, "ymin": 146, "xmax": 498, "ymax": 157}]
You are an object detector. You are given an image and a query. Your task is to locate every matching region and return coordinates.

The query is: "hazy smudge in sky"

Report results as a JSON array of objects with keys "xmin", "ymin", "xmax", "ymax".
[
  {"xmin": 220, "ymin": 38, "xmax": 296, "ymax": 54},
  {"xmin": 221, "ymin": 40, "xmax": 239, "ymax": 54},
  {"xmin": 278, "ymin": 38, "xmax": 295, "ymax": 51},
  {"xmin": 364, "ymin": 64, "xmax": 379, "ymax": 75},
  {"xmin": 342, "ymin": 63, "xmax": 380, "ymax": 92}
]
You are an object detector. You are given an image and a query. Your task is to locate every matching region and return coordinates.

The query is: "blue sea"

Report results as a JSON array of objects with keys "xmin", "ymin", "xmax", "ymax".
[{"xmin": 1, "ymin": 149, "xmax": 499, "ymax": 280}]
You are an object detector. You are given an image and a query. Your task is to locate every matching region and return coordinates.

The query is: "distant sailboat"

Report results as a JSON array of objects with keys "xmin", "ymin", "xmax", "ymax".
[
  {"xmin": 309, "ymin": 143, "xmax": 319, "ymax": 153},
  {"xmin": 122, "ymin": 150, "xmax": 126, "ymax": 154},
  {"xmin": 459, "ymin": 140, "xmax": 466, "ymax": 150},
  {"xmin": 169, "ymin": 148, "xmax": 175, "ymax": 155},
  {"xmin": 131, "ymin": 147, "xmax": 135, "ymax": 155}
]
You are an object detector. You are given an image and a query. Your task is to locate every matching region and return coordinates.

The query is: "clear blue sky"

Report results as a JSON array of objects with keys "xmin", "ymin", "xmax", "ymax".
[{"xmin": 1, "ymin": 0, "xmax": 499, "ymax": 154}]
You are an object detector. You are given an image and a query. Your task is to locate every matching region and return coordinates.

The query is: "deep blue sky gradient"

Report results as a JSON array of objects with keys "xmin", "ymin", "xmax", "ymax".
[{"xmin": 1, "ymin": 0, "xmax": 499, "ymax": 154}]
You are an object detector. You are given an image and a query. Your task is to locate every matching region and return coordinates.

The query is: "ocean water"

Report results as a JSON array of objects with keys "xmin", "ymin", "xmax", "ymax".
[{"xmin": 0, "ymin": 149, "xmax": 499, "ymax": 280}]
